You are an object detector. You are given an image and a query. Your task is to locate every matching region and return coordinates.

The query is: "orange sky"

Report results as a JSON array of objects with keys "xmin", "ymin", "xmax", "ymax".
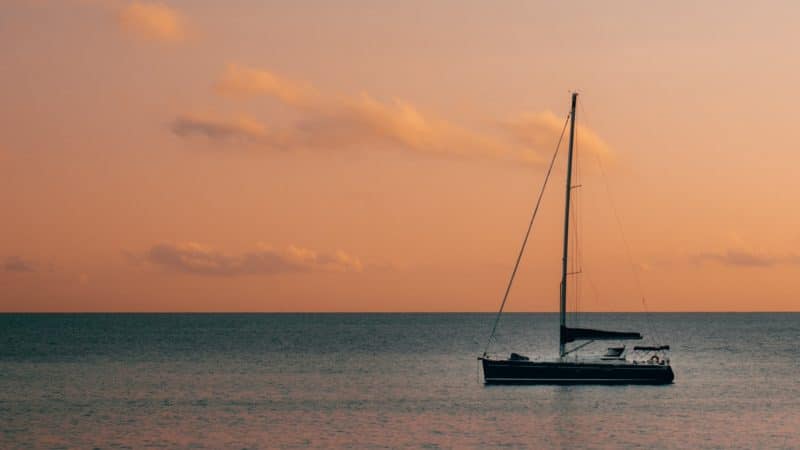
[{"xmin": 2, "ymin": 1, "xmax": 800, "ymax": 312}]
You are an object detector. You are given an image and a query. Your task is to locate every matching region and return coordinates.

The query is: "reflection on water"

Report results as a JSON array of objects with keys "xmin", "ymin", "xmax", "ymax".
[{"xmin": 0, "ymin": 313, "xmax": 798, "ymax": 448}]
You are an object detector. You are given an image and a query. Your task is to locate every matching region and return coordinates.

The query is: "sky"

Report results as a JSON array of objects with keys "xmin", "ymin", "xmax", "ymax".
[{"xmin": 2, "ymin": 1, "xmax": 800, "ymax": 312}]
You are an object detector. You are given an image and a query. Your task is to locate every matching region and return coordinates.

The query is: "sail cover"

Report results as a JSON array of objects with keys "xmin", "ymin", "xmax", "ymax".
[{"xmin": 561, "ymin": 326, "xmax": 642, "ymax": 343}]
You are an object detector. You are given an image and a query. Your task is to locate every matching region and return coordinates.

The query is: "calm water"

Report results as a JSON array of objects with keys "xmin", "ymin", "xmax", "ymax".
[{"xmin": 1, "ymin": 313, "xmax": 798, "ymax": 448}]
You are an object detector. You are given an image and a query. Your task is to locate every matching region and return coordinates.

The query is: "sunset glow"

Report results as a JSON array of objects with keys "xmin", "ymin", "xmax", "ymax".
[{"xmin": 3, "ymin": 1, "xmax": 800, "ymax": 311}]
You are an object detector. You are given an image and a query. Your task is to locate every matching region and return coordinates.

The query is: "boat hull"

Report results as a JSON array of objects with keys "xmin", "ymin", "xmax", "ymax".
[{"xmin": 480, "ymin": 358, "xmax": 674, "ymax": 385}]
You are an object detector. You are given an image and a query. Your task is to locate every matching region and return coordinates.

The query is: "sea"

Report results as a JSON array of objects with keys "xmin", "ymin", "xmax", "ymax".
[{"xmin": 1, "ymin": 313, "xmax": 798, "ymax": 449}]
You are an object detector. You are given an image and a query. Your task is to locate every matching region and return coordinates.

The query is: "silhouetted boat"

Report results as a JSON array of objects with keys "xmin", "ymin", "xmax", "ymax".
[{"xmin": 479, "ymin": 93, "xmax": 674, "ymax": 385}]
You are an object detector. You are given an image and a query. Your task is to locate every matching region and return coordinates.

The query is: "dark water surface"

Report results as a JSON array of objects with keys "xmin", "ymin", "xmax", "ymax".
[{"xmin": 1, "ymin": 313, "xmax": 798, "ymax": 448}]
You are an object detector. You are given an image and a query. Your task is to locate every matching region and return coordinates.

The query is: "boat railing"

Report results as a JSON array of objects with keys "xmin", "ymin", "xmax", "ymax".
[{"xmin": 628, "ymin": 346, "xmax": 671, "ymax": 365}]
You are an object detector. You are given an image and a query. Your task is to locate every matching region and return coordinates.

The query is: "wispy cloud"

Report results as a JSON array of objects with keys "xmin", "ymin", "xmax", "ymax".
[
  {"xmin": 502, "ymin": 111, "xmax": 612, "ymax": 161},
  {"xmin": 215, "ymin": 63, "xmax": 317, "ymax": 107},
  {"xmin": 145, "ymin": 242, "xmax": 363, "ymax": 276},
  {"xmin": 118, "ymin": 2, "xmax": 186, "ymax": 42},
  {"xmin": 3, "ymin": 256, "xmax": 36, "ymax": 273},
  {"xmin": 171, "ymin": 114, "xmax": 266, "ymax": 143},
  {"xmin": 172, "ymin": 63, "xmax": 614, "ymax": 166},
  {"xmin": 693, "ymin": 249, "xmax": 800, "ymax": 268}
]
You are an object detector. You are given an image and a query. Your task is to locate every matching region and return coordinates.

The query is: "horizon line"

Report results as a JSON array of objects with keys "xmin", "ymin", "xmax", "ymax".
[{"xmin": 2, "ymin": 310, "xmax": 799, "ymax": 314}]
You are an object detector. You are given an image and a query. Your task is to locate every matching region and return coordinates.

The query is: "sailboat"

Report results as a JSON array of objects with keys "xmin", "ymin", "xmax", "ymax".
[{"xmin": 479, "ymin": 93, "xmax": 674, "ymax": 385}]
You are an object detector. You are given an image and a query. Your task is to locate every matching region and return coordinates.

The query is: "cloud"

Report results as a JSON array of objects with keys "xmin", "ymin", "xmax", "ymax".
[
  {"xmin": 118, "ymin": 2, "xmax": 186, "ymax": 42},
  {"xmin": 3, "ymin": 256, "xmax": 36, "ymax": 272},
  {"xmin": 501, "ymin": 111, "xmax": 613, "ymax": 161},
  {"xmin": 172, "ymin": 64, "xmax": 619, "ymax": 166},
  {"xmin": 693, "ymin": 249, "xmax": 800, "ymax": 268},
  {"xmin": 171, "ymin": 114, "xmax": 267, "ymax": 143},
  {"xmin": 145, "ymin": 242, "xmax": 363, "ymax": 276},
  {"xmin": 215, "ymin": 64, "xmax": 318, "ymax": 107}
]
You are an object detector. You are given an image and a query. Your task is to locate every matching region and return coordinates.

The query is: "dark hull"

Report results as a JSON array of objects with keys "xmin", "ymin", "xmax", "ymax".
[{"xmin": 481, "ymin": 358, "xmax": 674, "ymax": 385}]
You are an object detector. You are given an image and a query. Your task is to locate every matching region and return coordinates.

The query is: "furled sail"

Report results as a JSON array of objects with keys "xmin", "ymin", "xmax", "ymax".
[{"xmin": 560, "ymin": 326, "xmax": 642, "ymax": 343}]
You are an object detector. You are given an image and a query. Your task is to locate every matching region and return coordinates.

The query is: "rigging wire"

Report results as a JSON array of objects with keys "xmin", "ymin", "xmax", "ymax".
[
  {"xmin": 578, "ymin": 100, "xmax": 661, "ymax": 343},
  {"xmin": 572, "ymin": 121, "xmax": 582, "ymax": 326},
  {"xmin": 482, "ymin": 114, "xmax": 571, "ymax": 356},
  {"xmin": 585, "ymin": 270, "xmax": 602, "ymax": 311},
  {"xmin": 569, "ymin": 176, "xmax": 580, "ymax": 323}
]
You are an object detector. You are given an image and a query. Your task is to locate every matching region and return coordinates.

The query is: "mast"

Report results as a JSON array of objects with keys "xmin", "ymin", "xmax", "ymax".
[{"xmin": 559, "ymin": 92, "xmax": 578, "ymax": 357}]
